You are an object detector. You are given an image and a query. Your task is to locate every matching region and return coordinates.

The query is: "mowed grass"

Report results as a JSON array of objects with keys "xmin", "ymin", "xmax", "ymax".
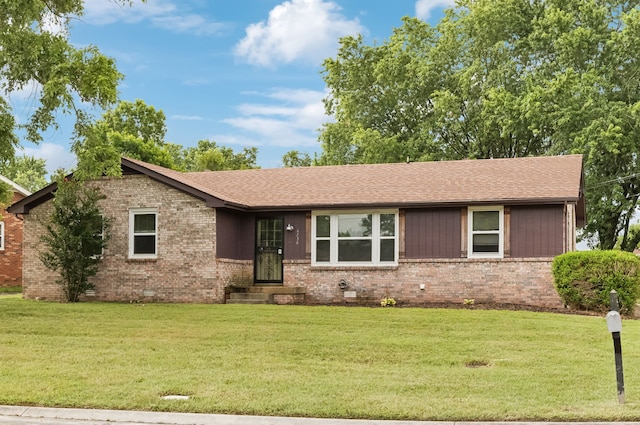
[{"xmin": 1, "ymin": 298, "xmax": 640, "ymax": 421}]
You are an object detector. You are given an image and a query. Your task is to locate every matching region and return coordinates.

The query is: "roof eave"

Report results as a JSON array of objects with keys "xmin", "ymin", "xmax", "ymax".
[
  {"xmin": 7, "ymin": 182, "xmax": 57, "ymax": 214},
  {"xmin": 242, "ymin": 197, "xmax": 582, "ymax": 212}
]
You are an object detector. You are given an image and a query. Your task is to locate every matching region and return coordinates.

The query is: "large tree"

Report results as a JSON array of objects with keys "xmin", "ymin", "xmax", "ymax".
[
  {"xmin": 74, "ymin": 99, "xmax": 177, "ymax": 178},
  {"xmin": 180, "ymin": 140, "xmax": 259, "ymax": 172},
  {"xmin": 0, "ymin": 0, "xmax": 126, "ymax": 195},
  {"xmin": 0, "ymin": 155, "xmax": 48, "ymax": 193},
  {"xmin": 320, "ymin": 0, "xmax": 640, "ymax": 250}
]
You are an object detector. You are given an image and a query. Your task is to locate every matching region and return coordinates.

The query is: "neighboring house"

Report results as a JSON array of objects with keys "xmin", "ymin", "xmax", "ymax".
[
  {"xmin": 0, "ymin": 175, "xmax": 31, "ymax": 287},
  {"xmin": 9, "ymin": 154, "xmax": 584, "ymax": 308}
]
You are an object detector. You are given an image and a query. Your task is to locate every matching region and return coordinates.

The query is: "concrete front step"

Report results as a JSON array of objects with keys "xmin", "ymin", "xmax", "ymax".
[
  {"xmin": 227, "ymin": 292, "xmax": 274, "ymax": 304},
  {"xmin": 247, "ymin": 286, "xmax": 306, "ymax": 295}
]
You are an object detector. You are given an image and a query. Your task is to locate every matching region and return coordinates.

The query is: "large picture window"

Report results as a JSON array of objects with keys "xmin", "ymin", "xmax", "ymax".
[
  {"xmin": 129, "ymin": 208, "xmax": 157, "ymax": 259},
  {"xmin": 312, "ymin": 211, "xmax": 398, "ymax": 266},
  {"xmin": 468, "ymin": 206, "xmax": 503, "ymax": 258}
]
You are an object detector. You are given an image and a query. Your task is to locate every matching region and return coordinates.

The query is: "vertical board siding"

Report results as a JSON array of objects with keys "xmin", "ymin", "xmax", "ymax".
[
  {"xmin": 216, "ymin": 209, "xmax": 254, "ymax": 260},
  {"xmin": 283, "ymin": 212, "xmax": 307, "ymax": 260},
  {"xmin": 510, "ymin": 206, "xmax": 563, "ymax": 257},
  {"xmin": 405, "ymin": 208, "xmax": 461, "ymax": 258}
]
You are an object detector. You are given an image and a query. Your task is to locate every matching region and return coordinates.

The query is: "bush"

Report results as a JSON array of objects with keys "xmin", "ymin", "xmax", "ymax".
[
  {"xmin": 39, "ymin": 178, "xmax": 111, "ymax": 302},
  {"xmin": 552, "ymin": 250, "xmax": 640, "ymax": 315}
]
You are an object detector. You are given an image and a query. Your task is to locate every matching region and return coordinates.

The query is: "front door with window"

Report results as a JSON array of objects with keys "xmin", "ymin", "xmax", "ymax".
[{"xmin": 255, "ymin": 218, "xmax": 283, "ymax": 283}]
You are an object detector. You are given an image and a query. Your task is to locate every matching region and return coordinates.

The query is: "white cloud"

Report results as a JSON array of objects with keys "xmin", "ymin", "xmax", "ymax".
[
  {"xmin": 80, "ymin": 0, "xmax": 227, "ymax": 36},
  {"xmin": 415, "ymin": 0, "xmax": 456, "ymax": 20},
  {"xmin": 21, "ymin": 143, "xmax": 75, "ymax": 176},
  {"xmin": 171, "ymin": 115, "xmax": 204, "ymax": 121},
  {"xmin": 234, "ymin": 0, "xmax": 365, "ymax": 67},
  {"xmin": 220, "ymin": 88, "xmax": 329, "ymax": 148},
  {"xmin": 41, "ymin": 12, "xmax": 68, "ymax": 35}
]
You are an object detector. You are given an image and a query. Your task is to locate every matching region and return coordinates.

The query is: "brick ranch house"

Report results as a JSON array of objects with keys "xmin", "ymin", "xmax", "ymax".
[
  {"xmin": 9, "ymin": 154, "xmax": 584, "ymax": 308},
  {"xmin": 1, "ymin": 175, "xmax": 31, "ymax": 287}
]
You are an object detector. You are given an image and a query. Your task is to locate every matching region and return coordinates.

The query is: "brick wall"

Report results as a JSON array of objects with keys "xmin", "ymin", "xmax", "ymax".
[
  {"xmin": 22, "ymin": 175, "xmax": 222, "ymax": 302},
  {"xmin": 283, "ymin": 258, "xmax": 564, "ymax": 309},
  {"xmin": 0, "ymin": 191, "xmax": 26, "ymax": 287}
]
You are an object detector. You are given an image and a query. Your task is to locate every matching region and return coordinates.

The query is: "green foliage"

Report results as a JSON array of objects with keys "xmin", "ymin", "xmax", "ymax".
[
  {"xmin": 73, "ymin": 99, "xmax": 173, "ymax": 177},
  {"xmin": 0, "ymin": 0, "xmax": 126, "ymax": 202},
  {"xmin": 0, "ymin": 155, "xmax": 48, "ymax": 193},
  {"xmin": 552, "ymin": 250, "xmax": 640, "ymax": 315},
  {"xmin": 320, "ymin": 0, "xmax": 640, "ymax": 250},
  {"xmin": 380, "ymin": 297, "xmax": 396, "ymax": 307},
  {"xmin": 39, "ymin": 178, "xmax": 111, "ymax": 302},
  {"xmin": 0, "ymin": 0, "xmax": 124, "ymax": 141},
  {"xmin": 281, "ymin": 150, "xmax": 313, "ymax": 167},
  {"xmin": 180, "ymin": 140, "xmax": 259, "ymax": 171},
  {"xmin": 75, "ymin": 100, "xmax": 259, "ymax": 174}
]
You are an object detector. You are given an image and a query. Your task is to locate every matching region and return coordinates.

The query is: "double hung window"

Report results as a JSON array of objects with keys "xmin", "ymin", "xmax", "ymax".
[
  {"xmin": 129, "ymin": 208, "xmax": 157, "ymax": 259},
  {"xmin": 468, "ymin": 206, "xmax": 503, "ymax": 258},
  {"xmin": 313, "ymin": 211, "xmax": 398, "ymax": 266}
]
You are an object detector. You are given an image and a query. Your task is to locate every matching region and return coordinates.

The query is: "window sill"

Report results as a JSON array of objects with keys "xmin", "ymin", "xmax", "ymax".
[
  {"xmin": 311, "ymin": 264, "xmax": 398, "ymax": 271},
  {"xmin": 126, "ymin": 257, "xmax": 158, "ymax": 263}
]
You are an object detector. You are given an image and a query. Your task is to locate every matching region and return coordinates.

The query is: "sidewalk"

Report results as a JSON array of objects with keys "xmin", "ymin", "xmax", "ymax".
[{"xmin": 0, "ymin": 406, "xmax": 637, "ymax": 425}]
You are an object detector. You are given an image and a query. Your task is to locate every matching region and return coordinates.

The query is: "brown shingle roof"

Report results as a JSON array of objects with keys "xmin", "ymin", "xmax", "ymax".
[{"xmin": 123, "ymin": 154, "xmax": 583, "ymax": 210}]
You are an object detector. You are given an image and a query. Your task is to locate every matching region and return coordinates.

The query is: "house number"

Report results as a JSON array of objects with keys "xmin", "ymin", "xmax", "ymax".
[{"xmin": 295, "ymin": 229, "xmax": 300, "ymax": 245}]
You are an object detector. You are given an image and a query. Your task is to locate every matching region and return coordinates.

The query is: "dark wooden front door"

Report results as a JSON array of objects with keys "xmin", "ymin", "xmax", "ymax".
[{"xmin": 255, "ymin": 218, "xmax": 283, "ymax": 283}]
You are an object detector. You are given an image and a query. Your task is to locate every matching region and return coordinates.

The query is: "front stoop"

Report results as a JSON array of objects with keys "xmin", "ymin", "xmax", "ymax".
[
  {"xmin": 227, "ymin": 292, "xmax": 274, "ymax": 304},
  {"xmin": 225, "ymin": 286, "xmax": 306, "ymax": 305}
]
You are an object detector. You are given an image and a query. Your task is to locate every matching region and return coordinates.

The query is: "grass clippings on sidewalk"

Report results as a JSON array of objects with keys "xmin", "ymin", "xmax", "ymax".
[{"xmin": 0, "ymin": 297, "xmax": 638, "ymax": 421}]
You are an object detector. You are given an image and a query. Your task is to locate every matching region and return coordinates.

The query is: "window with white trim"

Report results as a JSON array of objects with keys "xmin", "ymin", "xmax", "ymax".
[
  {"xmin": 90, "ymin": 215, "xmax": 105, "ymax": 259},
  {"xmin": 129, "ymin": 208, "xmax": 157, "ymax": 259},
  {"xmin": 468, "ymin": 206, "xmax": 503, "ymax": 258},
  {"xmin": 0, "ymin": 221, "xmax": 4, "ymax": 251},
  {"xmin": 312, "ymin": 211, "xmax": 398, "ymax": 266}
]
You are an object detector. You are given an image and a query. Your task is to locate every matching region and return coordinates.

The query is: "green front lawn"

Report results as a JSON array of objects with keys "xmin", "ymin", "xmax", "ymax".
[{"xmin": 0, "ymin": 297, "xmax": 638, "ymax": 421}]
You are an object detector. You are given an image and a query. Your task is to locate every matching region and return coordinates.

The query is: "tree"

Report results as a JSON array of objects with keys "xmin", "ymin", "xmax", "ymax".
[
  {"xmin": 319, "ymin": 0, "xmax": 640, "ymax": 249},
  {"xmin": 180, "ymin": 140, "xmax": 259, "ymax": 171},
  {"xmin": 39, "ymin": 177, "xmax": 111, "ymax": 302},
  {"xmin": 0, "ymin": 155, "xmax": 48, "ymax": 193},
  {"xmin": 74, "ymin": 99, "xmax": 175, "ymax": 178},
  {"xmin": 0, "ymin": 0, "xmax": 126, "ymax": 197},
  {"xmin": 281, "ymin": 150, "xmax": 313, "ymax": 167}
]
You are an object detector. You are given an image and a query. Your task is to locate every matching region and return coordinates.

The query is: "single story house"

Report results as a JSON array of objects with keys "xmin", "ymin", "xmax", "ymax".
[
  {"xmin": 9, "ymin": 154, "xmax": 584, "ymax": 308},
  {"xmin": 0, "ymin": 175, "xmax": 31, "ymax": 287}
]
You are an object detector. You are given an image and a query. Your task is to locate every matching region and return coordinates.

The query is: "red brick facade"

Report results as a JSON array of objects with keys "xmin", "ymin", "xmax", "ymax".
[{"xmin": 1, "ymin": 190, "xmax": 27, "ymax": 287}]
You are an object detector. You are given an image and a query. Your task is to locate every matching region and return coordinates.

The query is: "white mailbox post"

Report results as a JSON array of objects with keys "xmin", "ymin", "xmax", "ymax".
[
  {"xmin": 606, "ymin": 310, "xmax": 622, "ymax": 333},
  {"xmin": 608, "ymin": 290, "xmax": 625, "ymax": 404}
]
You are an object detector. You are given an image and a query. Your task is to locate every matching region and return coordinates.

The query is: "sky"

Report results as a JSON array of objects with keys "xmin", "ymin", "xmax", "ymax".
[{"xmin": 14, "ymin": 0, "xmax": 454, "ymax": 174}]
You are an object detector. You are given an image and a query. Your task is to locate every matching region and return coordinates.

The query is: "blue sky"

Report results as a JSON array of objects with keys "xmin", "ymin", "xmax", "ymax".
[{"xmin": 15, "ymin": 0, "xmax": 453, "ymax": 173}]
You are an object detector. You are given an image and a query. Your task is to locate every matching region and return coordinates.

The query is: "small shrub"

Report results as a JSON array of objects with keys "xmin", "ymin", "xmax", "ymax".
[
  {"xmin": 552, "ymin": 250, "xmax": 640, "ymax": 315},
  {"xmin": 380, "ymin": 297, "xmax": 396, "ymax": 307}
]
